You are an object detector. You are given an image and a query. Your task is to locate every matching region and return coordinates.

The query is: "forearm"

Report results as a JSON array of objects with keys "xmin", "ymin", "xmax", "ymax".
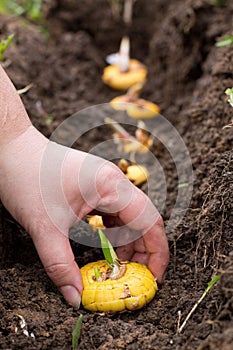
[
  {"xmin": 0, "ymin": 65, "xmax": 32, "ymax": 147},
  {"xmin": 0, "ymin": 65, "xmax": 48, "ymax": 208}
]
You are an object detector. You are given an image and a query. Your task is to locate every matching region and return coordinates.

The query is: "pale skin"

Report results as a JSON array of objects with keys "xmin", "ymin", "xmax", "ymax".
[{"xmin": 0, "ymin": 65, "xmax": 169, "ymax": 307}]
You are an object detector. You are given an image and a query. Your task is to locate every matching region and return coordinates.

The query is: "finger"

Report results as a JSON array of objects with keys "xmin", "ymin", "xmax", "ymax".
[
  {"xmin": 118, "ymin": 186, "xmax": 169, "ymax": 282},
  {"xmin": 116, "ymin": 242, "xmax": 134, "ymax": 260},
  {"xmin": 131, "ymin": 252, "xmax": 149, "ymax": 266},
  {"xmin": 30, "ymin": 227, "xmax": 83, "ymax": 308},
  {"xmin": 143, "ymin": 219, "xmax": 170, "ymax": 283}
]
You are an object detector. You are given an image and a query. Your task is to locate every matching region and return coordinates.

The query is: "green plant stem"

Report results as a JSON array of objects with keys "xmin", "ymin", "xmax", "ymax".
[{"xmin": 177, "ymin": 275, "xmax": 220, "ymax": 333}]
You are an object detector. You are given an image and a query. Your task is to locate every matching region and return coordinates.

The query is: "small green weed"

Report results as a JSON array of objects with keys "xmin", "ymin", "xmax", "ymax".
[
  {"xmin": 0, "ymin": 34, "xmax": 14, "ymax": 61},
  {"xmin": 223, "ymin": 87, "xmax": 233, "ymax": 129},
  {"xmin": 0, "ymin": 0, "xmax": 43, "ymax": 21},
  {"xmin": 225, "ymin": 87, "xmax": 233, "ymax": 107},
  {"xmin": 72, "ymin": 314, "xmax": 83, "ymax": 350},
  {"xmin": 177, "ymin": 275, "xmax": 220, "ymax": 333},
  {"xmin": 215, "ymin": 34, "xmax": 233, "ymax": 47}
]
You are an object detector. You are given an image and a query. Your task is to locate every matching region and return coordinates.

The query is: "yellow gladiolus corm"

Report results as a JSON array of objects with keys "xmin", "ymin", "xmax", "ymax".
[
  {"xmin": 118, "ymin": 159, "xmax": 148, "ymax": 186},
  {"xmin": 81, "ymin": 260, "xmax": 158, "ymax": 312},
  {"xmin": 102, "ymin": 36, "xmax": 147, "ymax": 90},
  {"xmin": 125, "ymin": 164, "xmax": 148, "ymax": 186},
  {"xmin": 80, "ymin": 229, "xmax": 157, "ymax": 313},
  {"xmin": 102, "ymin": 59, "xmax": 147, "ymax": 91},
  {"xmin": 110, "ymin": 83, "xmax": 160, "ymax": 118}
]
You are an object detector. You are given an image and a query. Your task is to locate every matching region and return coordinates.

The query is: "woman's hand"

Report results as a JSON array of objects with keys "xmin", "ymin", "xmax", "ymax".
[
  {"xmin": 0, "ymin": 65, "xmax": 169, "ymax": 307},
  {"xmin": 0, "ymin": 125, "xmax": 169, "ymax": 307}
]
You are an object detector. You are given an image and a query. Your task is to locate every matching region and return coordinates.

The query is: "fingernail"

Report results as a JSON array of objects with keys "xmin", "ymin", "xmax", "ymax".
[{"xmin": 60, "ymin": 285, "xmax": 81, "ymax": 309}]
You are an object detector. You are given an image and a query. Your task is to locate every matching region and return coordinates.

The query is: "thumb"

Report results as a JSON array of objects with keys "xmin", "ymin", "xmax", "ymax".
[{"xmin": 31, "ymin": 227, "xmax": 83, "ymax": 308}]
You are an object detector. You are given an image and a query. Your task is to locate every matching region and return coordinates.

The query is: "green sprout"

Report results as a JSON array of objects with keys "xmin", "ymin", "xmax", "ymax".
[
  {"xmin": 0, "ymin": 0, "xmax": 23, "ymax": 15},
  {"xmin": 0, "ymin": 34, "xmax": 14, "ymax": 61},
  {"xmin": 98, "ymin": 228, "xmax": 118, "ymax": 268},
  {"xmin": 98, "ymin": 229, "xmax": 125, "ymax": 280},
  {"xmin": 72, "ymin": 314, "xmax": 83, "ymax": 350},
  {"xmin": 0, "ymin": 0, "xmax": 43, "ymax": 21},
  {"xmin": 24, "ymin": 0, "xmax": 43, "ymax": 21},
  {"xmin": 225, "ymin": 87, "xmax": 233, "ymax": 107},
  {"xmin": 215, "ymin": 34, "xmax": 233, "ymax": 47},
  {"xmin": 223, "ymin": 87, "xmax": 233, "ymax": 129},
  {"xmin": 94, "ymin": 266, "xmax": 101, "ymax": 280},
  {"xmin": 178, "ymin": 274, "xmax": 220, "ymax": 333}
]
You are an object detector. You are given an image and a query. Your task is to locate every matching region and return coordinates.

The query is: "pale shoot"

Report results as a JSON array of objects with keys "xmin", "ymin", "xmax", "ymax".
[
  {"xmin": 123, "ymin": 0, "xmax": 135, "ymax": 25},
  {"xmin": 106, "ymin": 36, "xmax": 130, "ymax": 72}
]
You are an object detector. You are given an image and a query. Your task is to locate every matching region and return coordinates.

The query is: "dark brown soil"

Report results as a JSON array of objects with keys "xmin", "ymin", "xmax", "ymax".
[{"xmin": 0, "ymin": 0, "xmax": 233, "ymax": 349}]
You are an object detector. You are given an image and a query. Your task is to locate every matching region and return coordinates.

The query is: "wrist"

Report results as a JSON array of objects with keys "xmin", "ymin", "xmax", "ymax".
[
  {"xmin": 0, "ymin": 124, "xmax": 48, "ymax": 166},
  {"xmin": 0, "ymin": 126, "xmax": 48, "ymax": 200},
  {"xmin": 0, "ymin": 126, "xmax": 50, "ymax": 229}
]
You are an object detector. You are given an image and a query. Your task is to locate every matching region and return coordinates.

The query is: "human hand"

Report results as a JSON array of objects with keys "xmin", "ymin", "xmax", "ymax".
[{"xmin": 0, "ymin": 125, "xmax": 169, "ymax": 307}]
